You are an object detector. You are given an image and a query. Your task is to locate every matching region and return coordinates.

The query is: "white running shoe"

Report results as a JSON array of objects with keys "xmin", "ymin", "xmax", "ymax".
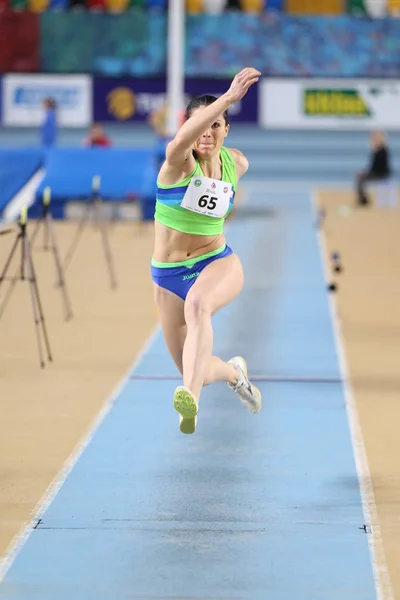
[{"xmin": 227, "ymin": 356, "xmax": 262, "ymax": 414}]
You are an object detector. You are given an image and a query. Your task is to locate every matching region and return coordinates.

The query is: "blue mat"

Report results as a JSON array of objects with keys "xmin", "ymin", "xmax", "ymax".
[
  {"xmin": 35, "ymin": 148, "xmax": 156, "ymax": 202},
  {"xmin": 0, "ymin": 148, "xmax": 44, "ymax": 216}
]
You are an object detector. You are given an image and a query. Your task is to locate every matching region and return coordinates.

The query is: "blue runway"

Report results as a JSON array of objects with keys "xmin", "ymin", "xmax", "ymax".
[{"xmin": 0, "ymin": 187, "xmax": 378, "ymax": 599}]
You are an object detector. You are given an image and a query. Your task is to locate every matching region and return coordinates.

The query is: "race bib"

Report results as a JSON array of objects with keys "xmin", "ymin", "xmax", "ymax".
[{"xmin": 180, "ymin": 174, "xmax": 233, "ymax": 218}]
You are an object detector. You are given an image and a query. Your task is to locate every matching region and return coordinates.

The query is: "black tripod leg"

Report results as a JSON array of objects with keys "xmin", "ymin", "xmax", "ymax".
[
  {"xmin": 25, "ymin": 235, "xmax": 53, "ymax": 363},
  {"xmin": 30, "ymin": 217, "xmax": 41, "ymax": 246},
  {"xmin": 0, "ymin": 234, "xmax": 21, "ymax": 319},
  {"xmin": 20, "ymin": 226, "xmax": 26, "ymax": 281},
  {"xmin": 0, "ymin": 278, "xmax": 18, "ymax": 320},
  {"xmin": 43, "ymin": 214, "xmax": 50, "ymax": 251},
  {"xmin": 24, "ymin": 234, "xmax": 47, "ymax": 368},
  {"xmin": 46, "ymin": 213, "xmax": 73, "ymax": 321},
  {"xmin": 63, "ymin": 203, "xmax": 90, "ymax": 273},
  {"xmin": 94, "ymin": 199, "xmax": 117, "ymax": 290},
  {"xmin": 0, "ymin": 233, "xmax": 20, "ymax": 288}
]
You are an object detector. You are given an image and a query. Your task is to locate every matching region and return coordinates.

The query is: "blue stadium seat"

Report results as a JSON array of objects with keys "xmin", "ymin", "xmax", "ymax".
[
  {"xmin": 49, "ymin": 0, "xmax": 69, "ymax": 10},
  {"xmin": 146, "ymin": 0, "xmax": 167, "ymax": 8},
  {"xmin": 266, "ymin": 0, "xmax": 283, "ymax": 9}
]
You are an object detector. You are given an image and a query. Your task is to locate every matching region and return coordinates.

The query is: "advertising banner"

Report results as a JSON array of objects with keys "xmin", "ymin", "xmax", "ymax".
[
  {"xmin": 2, "ymin": 75, "xmax": 92, "ymax": 127},
  {"xmin": 260, "ymin": 79, "xmax": 400, "ymax": 130},
  {"xmin": 93, "ymin": 78, "xmax": 258, "ymax": 123}
]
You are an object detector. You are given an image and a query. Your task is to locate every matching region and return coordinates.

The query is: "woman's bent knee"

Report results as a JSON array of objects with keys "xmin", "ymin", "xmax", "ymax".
[{"xmin": 184, "ymin": 291, "xmax": 211, "ymax": 325}]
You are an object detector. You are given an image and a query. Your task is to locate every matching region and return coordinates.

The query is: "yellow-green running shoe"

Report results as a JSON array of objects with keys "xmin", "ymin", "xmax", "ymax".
[
  {"xmin": 179, "ymin": 414, "xmax": 198, "ymax": 435},
  {"xmin": 173, "ymin": 386, "xmax": 198, "ymax": 435},
  {"xmin": 228, "ymin": 356, "xmax": 262, "ymax": 414}
]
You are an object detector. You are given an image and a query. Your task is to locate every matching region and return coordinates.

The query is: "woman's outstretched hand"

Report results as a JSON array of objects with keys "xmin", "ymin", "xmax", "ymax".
[{"xmin": 225, "ymin": 68, "xmax": 261, "ymax": 104}]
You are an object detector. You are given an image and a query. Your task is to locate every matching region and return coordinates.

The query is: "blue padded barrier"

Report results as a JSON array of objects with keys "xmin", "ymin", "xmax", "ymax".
[
  {"xmin": 35, "ymin": 147, "xmax": 155, "ymax": 200},
  {"xmin": 32, "ymin": 147, "xmax": 157, "ymax": 220}
]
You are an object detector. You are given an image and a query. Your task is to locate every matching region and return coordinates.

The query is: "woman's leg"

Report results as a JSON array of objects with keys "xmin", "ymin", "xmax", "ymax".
[
  {"xmin": 182, "ymin": 253, "xmax": 244, "ymax": 400},
  {"xmin": 153, "ymin": 283, "xmax": 186, "ymax": 374},
  {"xmin": 153, "ymin": 255, "xmax": 261, "ymax": 434},
  {"xmin": 153, "ymin": 283, "xmax": 200, "ymax": 434},
  {"xmin": 153, "ymin": 279, "xmax": 238, "ymax": 387},
  {"xmin": 356, "ymin": 171, "xmax": 371, "ymax": 206}
]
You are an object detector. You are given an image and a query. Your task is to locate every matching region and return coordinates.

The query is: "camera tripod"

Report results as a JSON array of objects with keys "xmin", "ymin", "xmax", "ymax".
[
  {"xmin": 30, "ymin": 187, "xmax": 73, "ymax": 321},
  {"xmin": 62, "ymin": 176, "xmax": 117, "ymax": 290},
  {"xmin": 0, "ymin": 208, "xmax": 52, "ymax": 368}
]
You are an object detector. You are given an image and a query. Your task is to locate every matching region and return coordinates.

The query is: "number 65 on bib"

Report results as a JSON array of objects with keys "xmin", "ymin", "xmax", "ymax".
[{"xmin": 180, "ymin": 175, "xmax": 233, "ymax": 219}]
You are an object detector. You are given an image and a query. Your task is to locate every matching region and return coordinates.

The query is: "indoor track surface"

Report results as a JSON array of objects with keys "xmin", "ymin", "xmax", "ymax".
[{"xmin": 1, "ymin": 180, "xmax": 396, "ymax": 599}]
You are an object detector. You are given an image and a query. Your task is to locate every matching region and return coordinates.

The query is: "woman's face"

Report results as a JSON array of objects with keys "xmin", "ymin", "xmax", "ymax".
[{"xmin": 189, "ymin": 106, "xmax": 229, "ymax": 159}]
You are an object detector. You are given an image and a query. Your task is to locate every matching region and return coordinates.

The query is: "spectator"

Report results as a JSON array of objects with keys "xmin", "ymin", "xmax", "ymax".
[
  {"xmin": 41, "ymin": 97, "xmax": 57, "ymax": 148},
  {"xmin": 83, "ymin": 123, "xmax": 112, "ymax": 147},
  {"xmin": 355, "ymin": 130, "xmax": 391, "ymax": 206}
]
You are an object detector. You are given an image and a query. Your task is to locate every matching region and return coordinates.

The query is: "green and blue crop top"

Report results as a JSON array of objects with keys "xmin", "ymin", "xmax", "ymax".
[{"xmin": 154, "ymin": 146, "xmax": 237, "ymax": 236}]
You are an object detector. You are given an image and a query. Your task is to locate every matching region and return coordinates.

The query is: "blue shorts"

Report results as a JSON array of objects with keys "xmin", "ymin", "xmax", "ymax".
[{"xmin": 151, "ymin": 244, "xmax": 233, "ymax": 301}]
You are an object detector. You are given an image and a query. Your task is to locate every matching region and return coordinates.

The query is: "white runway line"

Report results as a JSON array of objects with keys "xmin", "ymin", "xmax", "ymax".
[
  {"xmin": 2, "ymin": 169, "xmax": 45, "ymax": 222},
  {"xmin": 311, "ymin": 188, "xmax": 394, "ymax": 600},
  {"xmin": 0, "ymin": 325, "xmax": 160, "ymax": 584}
]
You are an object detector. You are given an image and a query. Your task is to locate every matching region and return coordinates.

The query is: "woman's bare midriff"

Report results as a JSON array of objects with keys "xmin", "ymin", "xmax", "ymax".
[{"xmin": 153, "ymin": 220, "xmax": 226, "ymax": 264}]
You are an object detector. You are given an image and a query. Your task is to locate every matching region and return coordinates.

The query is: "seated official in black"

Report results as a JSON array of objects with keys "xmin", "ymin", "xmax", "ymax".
[{"xmin": 356, "ymin": 131, "xmax": 391, "ymax": 206}]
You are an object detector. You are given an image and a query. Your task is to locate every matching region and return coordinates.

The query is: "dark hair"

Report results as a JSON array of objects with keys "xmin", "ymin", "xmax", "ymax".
[{"xmin": 184, "ymin": 95, "xmax": 230, "ymax": 125}]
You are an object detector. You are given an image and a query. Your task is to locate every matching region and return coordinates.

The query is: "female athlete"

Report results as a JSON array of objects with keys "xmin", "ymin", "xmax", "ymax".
[{"xmin": 151, "ymin": 68, "xmax": 262, "ymax": 434}]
